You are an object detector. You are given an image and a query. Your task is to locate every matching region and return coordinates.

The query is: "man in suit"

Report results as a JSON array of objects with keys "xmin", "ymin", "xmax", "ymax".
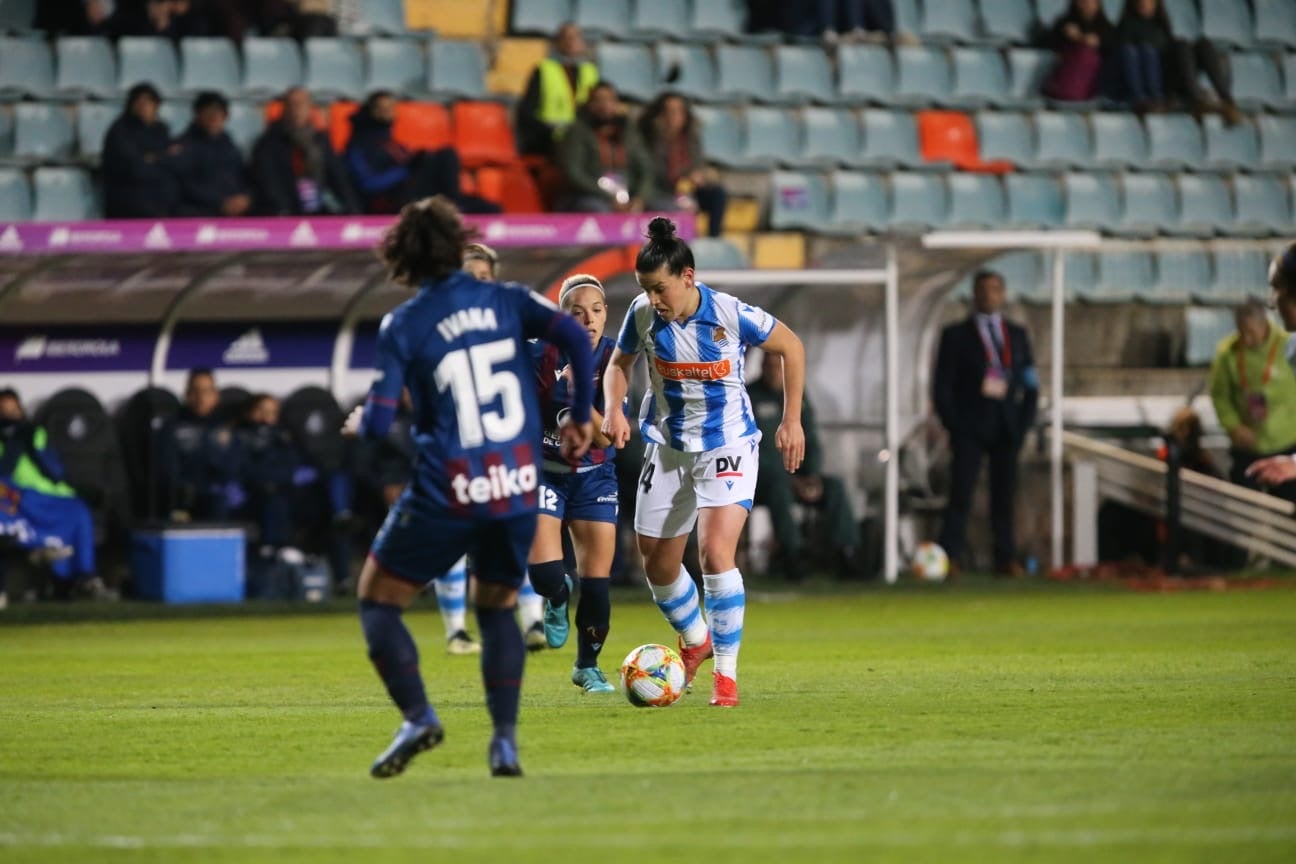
[{"xmin": 933, "ymin": 269, "xmax": 1039, "ymax": 576}]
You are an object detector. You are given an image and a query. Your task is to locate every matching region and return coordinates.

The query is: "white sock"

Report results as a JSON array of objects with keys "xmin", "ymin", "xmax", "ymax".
[
  {"xmin": 703, "ymin": 569, "xmax": 745, "ymax": 680},
  {"xmin": 434, "ymin": 559, "xmax": 468, "ymax": 639},
  {"xmin": 517, "ymin": 573, "xmax": 544, "ymax": 631},
  {"xmin": 649, "ymin": 565, "xmax": 709, "ymax": 647}
]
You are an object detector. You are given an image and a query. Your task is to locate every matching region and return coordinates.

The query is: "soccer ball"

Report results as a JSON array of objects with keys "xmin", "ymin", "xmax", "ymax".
[
  {"xmin": 619, "ymin": 643, "xmax": 687, "ymax": 708},
  {"xmin": 911, "ymin": 541, "xmax": 950, "ymax": 582}
]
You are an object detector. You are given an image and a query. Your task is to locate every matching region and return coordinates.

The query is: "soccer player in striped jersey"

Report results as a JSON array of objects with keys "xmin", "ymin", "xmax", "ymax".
[
  {"xmin": 346, "ymin": 197, "xmax": 594, "ymax": 778},
  {"xmin": 602, "ymin": 217, "xmax": 807, "ymax": 707}
]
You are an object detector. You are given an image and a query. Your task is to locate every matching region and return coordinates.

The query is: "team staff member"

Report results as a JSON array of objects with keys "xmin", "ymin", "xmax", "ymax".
[{"xmin": 1245, "ymin": 243, "xmax": 1296, "ymax": 487}]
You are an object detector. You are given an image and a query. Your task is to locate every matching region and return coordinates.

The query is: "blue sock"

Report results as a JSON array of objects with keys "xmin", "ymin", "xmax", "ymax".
[
  {"xmin": 575, "ymin": 576, "xmax": 610, "ymax": 669},
  {"xmin": 528, "ymin": 559, "xmax": 569, "ymax": 605},
  {"xmin": 359, "ymin": 600, "xmax": 435, "ymax": 725},
  {"xmin": 476, "ymin": 605, "xmax": 524, "ymax": 740}
]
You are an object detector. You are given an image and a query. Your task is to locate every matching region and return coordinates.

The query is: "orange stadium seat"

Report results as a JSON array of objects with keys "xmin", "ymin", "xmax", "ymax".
[
  {"xmin": 917, "ymin": 110, "xmax": 1011, "ymax": 174},
  {"xmin": 452, "ymin": 101, "xmax": 519, "ymax": 168},
  {"xmin": 393, "ymin": 101, "xmax": 453, "ymax": 152},
  {"xmin": 263, "ymin": 99, "xmax": 326, "ymax": 131},
  {"xmin": 475, "ymin": 164, "xmax": 543, "ymax": 213},
  {"xmin": 328, "ymin": 100, "xmax": 357, "ymax": 152}
]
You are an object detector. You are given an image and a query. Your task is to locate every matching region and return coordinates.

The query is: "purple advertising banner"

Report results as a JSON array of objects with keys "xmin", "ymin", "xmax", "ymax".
[
  {"xmin": 0, "ymin": 213, "xmax": 693, "ymax": 256},
  {"xmin": 166, "ymin": 322, "xmax": 338, "ymax": 370},
  {"xmin": 0, "ymin": 325, "xmax": 157, "ymax": 373}
]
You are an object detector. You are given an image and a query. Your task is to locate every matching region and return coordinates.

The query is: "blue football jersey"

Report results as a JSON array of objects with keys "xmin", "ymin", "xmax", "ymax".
[{"xmin": 530, "ymin": 335, "xmax": 619, "ymax": 471}]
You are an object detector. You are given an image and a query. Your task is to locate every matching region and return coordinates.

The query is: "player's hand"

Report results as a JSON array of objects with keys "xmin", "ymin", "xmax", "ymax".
[
  {"xmin": 341, "ymin": 405, "xmax": 363, "ymax": 437},
  {"xmin": 776, "ymin": 419, "xmax": 805, "ymax": 473},
  {"xmin": 1246, "ymin": 455, "xmax": 1296, "ymax": 487},
  {"xmin": 560, "ymin": 421, "xmax": 594, "ymax": 461},
  {"xmin": 603, "ymin": 409, "xmax": 632, "ymax": 449}
]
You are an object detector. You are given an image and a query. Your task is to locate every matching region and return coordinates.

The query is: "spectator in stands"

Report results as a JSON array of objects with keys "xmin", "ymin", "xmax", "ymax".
[
  {"xmin": 102, "ymin": 82, "xmax": 180, "ymax": 219},
  {"xmin": 933, "ymin": 269, "xmax": 1039, "ymax": 577},
  {"xmin": 557, "ymin": 82, "xmax": 652, "ymax": 214},
  {"xmin": 516, "ymin": 21, "xmax": 600, "ymax": 158},
  {"xmin": 638, "ymin": 93, "xmax": 728, "ymax": 238},
  {"xmin": 34, "ymin": 0, "xmax": 118, "ymax": 35},
  {"xmin": 1043, "ymin": 0, "xmax": 1114, "ymax": 102},
  {"xmin": 344, "ymin": 90, "xmax": 500, "ymax": 215},
  {"xmin": 1116, "ymin": 0, "xmax": 1242, "ymax": 124},
  {"xmin": 1208, "ymin": 299, "xmax": 1296, "ymax": 503},
  {"xmin": 250, "ymin": 87, "xmax": 359, "ymax": 216},
  {"xmin": 171, "ymin": 91, "xmax": 252, "ymax": 218},
  {"xmin": 163, "ymin": 368, "xmax": 239, "ymax": 521},
  {"xmin": 762, "ymin": 0, "xmax": 896, "ymax": 42},
  {"xmin": 1244, "ymin": 244, "xmax": 1296, "ymax": 488},
  {"xmin": 749, "ymin": 355, "xmax": 860, "ymax": 580},
  {"xmin": 234, "ymin": 393, "xmax": 297, "ymax": 556}
]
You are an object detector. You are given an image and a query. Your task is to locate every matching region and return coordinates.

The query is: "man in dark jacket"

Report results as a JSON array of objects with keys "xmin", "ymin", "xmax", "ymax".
[
  {"xmin": 161, "ymin": 368, "xmax": 240, "ymax": 521},
  {"xmin": 556, "ymin": 82, "xmax": 652, "ymax": 213},
  {"xmin": 250, "ymin": 87, "xmax": 358, "ymax": 216},
  {"xmin": 102, "ymin": 82, "xmax": 179, "ymax": 219},
  {"xmin": 171, "ymin": 91, "xmax": 251, "ymax": 218},
  {"xmin": 933, "ymin": 269, "xmax": 1039, "ymax": 576}
]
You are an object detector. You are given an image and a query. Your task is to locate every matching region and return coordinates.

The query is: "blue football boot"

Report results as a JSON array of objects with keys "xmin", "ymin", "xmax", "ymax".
[
  {"xmin": 489, "ymin": 736, "xmax": 523, "ymax": 778},
  {"xmin": 370, "ymin": 719, "xmax": 445, "ymax": 779},
  {"xmin": 542, "ymin": 575, "xmax": 572, "ymax": 649}
]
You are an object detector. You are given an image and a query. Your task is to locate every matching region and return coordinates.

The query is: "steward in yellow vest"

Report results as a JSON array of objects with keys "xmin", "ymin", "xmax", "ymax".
[{"xmin": 516, "ymin": 22, "xmax": 600, "ymax": 156}]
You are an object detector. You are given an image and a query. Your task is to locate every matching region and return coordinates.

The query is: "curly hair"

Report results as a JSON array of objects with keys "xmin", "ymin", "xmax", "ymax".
[{"xmin": 378, "ymin": 196, "xmax": 471, "ymax": 287}]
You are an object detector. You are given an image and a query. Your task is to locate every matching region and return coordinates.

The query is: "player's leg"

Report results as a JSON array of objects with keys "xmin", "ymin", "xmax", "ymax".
[
  {"xmin": 516, "ymin": 574, "xmax": 545, "ymax": 650},
  {"xmin": 567, "ymin": 516, "xmax": 616, "ymax": 693},
  {"xmin": 527, "ymin": 473, "xmax": 572, "ymax": 648},
  {"xmin": 433, "ymin": 556, "xmax": 479, "ymax": 655}
]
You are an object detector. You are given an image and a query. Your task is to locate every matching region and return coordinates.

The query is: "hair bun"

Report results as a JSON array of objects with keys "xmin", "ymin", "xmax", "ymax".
[{"xmin": 646, "ymin": 217, "xmax": 677, "ymax": 243}]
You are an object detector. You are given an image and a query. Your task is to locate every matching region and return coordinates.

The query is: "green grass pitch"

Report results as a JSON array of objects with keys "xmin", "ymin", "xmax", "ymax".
[{"xmin": 1, "ymin": 582, "xmax": 1294, "ymax": 863}]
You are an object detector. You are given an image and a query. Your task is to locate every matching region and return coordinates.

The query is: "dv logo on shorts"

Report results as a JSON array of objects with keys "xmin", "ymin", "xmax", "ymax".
[
  {"xmin": 451, "ymin": 464, "xmax": 539, "ymax": 505},
  {"xmin": 716, "ymin": 456, "xmax": 743, "ymax": 490}
]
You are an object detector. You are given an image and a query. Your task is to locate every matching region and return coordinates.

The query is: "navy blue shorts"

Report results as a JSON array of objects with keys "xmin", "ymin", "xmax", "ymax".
[
  {"xmin": 538, "ymin": 462, "xmax": 618, "ymax": 525},
  {"xmin": 370, "ymin": 492, "xmax": 535, "ymax": 589}
]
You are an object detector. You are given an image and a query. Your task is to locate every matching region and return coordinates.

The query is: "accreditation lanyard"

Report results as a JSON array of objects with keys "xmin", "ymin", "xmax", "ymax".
[
  {"xmin": 1238, "ymin": 337, "xmax": 1280, "ymax": 393},
  {"xmin": 978, "ymin": 317, "xmax": 1012, "ymax": 369}
]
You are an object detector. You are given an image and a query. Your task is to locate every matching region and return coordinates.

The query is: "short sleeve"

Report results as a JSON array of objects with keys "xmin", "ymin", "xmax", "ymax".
[
  {"xmin": 616, "ymin": 297, "xmax": 644, "ymax": 354},
  {"xmin": 509, "ymin": 283, "xmax": 564, "ymax": 342},
  {"xmin": 737, "ymin": 300, "xmax": 777, "ymax": 346}
]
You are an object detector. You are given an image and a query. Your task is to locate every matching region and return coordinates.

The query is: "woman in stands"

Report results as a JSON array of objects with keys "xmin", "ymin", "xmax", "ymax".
[
  {"xmin": 638, "ymin": 93, "xmax": 728, "ymax": 238},
  {"xmin": 603, "ymin": 218, "xmax": 807, "ymax": 707},
  {"xmin": 1043, "ymin": 0, "xmax": 1114, "ymax": 102}
]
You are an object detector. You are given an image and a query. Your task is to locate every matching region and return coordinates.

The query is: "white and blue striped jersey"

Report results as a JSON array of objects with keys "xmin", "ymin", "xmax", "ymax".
[{"xmin": 616, "ymin": 282, "xmax": 777, "ymax": 452}]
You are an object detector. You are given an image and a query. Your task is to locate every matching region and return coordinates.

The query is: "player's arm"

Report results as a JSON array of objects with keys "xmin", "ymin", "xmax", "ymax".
[
  {"xmin": 520, "ymin": 291, "xmax": 595, "ymax": 458},
  {"xmin": 344, "ymin": 314, "xmax": 405, "ymax": 439},
  {"xmin": 759, "ymin": 321, "xmax": 807, "ymax": 474},
  {"xmin": 602, "ymin": 349, "xmax": 636, "ymax": 449}
]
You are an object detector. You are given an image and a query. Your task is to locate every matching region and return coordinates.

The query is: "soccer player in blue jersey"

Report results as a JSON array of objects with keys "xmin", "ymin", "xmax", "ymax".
[
  {"xmin": 603, "ymin": 218, "xmax": 807, "ymax": 707},
  {"xmin": 346, "ymin": 197, "xmax": 595, "ymax": 778},
  {"xmin": 526, "ymin": 274, "xmax": 624, "ymax": 693}
]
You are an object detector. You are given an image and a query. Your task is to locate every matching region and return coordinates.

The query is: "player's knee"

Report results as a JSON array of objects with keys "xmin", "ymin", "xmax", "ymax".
[
  {"xmin": 699, "ymin": 541, "xmax": 737, "ymax": 574},
  {"xmin": 472, "ymin": 580, "xmax": 517, "ymax": 609}
]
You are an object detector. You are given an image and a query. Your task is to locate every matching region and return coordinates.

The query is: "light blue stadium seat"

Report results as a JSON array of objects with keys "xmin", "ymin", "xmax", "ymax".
[
  {"xmin": 1117, "ymin": 172, "xmax": 1177, "ymax": 238},
  {"xmin": 428, "ymin": 39, "xmax": 486, "ymax": 99},
  {"xmin": 242, "ymin": 38, "xmax": 303, "ymax": 97},
  {"xmin": 0, "ymin": 36, "xmax": 54, "ymax": 97},
  {"xmin": 117, "ymin": 37, "xmax": 179, "ymax": 95},
  {"xmin": 1257, "ymin": 115, "xmax": 1296, "ymax": 170},
  {"xmin": 1285, "ymin": 55, "xmax": 1296, "ymax": 104},
  {"xmin": 1005, "ymin": 172, "xmax": 1063, "ymax": 228},
  {"xmin": 1144, "ymin": 250, "xmax": 1209, "ymax": 305},
  {"xmin": 1086, "ymin": 252, "xmax": 1151, "ymax": 303},
  {"xmin": 358, "ymin": 0, "xmax": 409, "ymax": 35},
  {"xmin": 512, "ymin": 0, "xmax": 572, "ymax": 35},
  {"xmin": 799, "ymin": 107, "xmax": 863, "ymax": 168},
  {"xmin": 1209, "ymin": 249, "xmax": 1269, "ymax": 303},
  {"xmin": 0, "ymin": 168, "xmax": 31, "ymax": 220},
  {"xmin": 1231, "ymin": 173, "xmax": 1291, "ymax": 236},
  {"xmin": 76, "ymin": 101, "xmax": 117, "ymax": 161},
  {"xmin": 158, "ymin": 100, "xmax": 191, "ymax": 135},
  {"xmin": 691, "ymin": 237, "xmax": 749, "ymax": 270},
  {"xmin": 1035, "ymin": 0, "xmax": 1066, "ymax": 27},
  {"xmin": 1005, "ymin": 48, "xmax": 1051, "ymax": 107},
  {"xmin": 629, "ymin": 0, "xmax": 688, "ymax": 40},
  {"xmin": 14, "ymin": 102, "xmax": 74, "ymax": 162},
  {"xmin": 716, "ymin": 45, "xmax": 780, "ymax": 104},
  {"xmin": 693, "ymin": 105, "xmax": 742, "ymax": 167},
  {"xmin": 595, "ymin": 42, "xmax": 656, "ymax": 103},
  {"xmin": 1032, "ymin": 111, "xmax": 1092, "ymax": 169},
  {"xmin": 893, "ymin": 0, "xmax": 920, "ymax": 37},
  {"xmin": 1230, "ymin": 51, "xmax": 1284, "ymax": 110},
  {"xmin": 573, "ymin": 0, "xmax": 630, "ymax": 39},
  {"xmin": 180, "ymin": 38, "xmax": 241, "ymax": 95},
  {"xmin": 304, "ymin": 37, "xmax": 365, "ymax": 99},
  {"xmin": 1173, "ymin": 173, "xmax": 1232, "ymax": 237},
  {"xmin": 979, "ymin": 0, "xmax": 1035, "ymax": 44},
  {"xmin": 829, "ymin": 170, "xmax": 888, "ymax": 235},
  {"xmin": 32, "ymin": 166, "xmax": 97, "ymax": 221},
  {"xmin": 1144, "ymin": 114, "xmax": 1205, "ymax": 168},
  {"xmin": 951, "ymin": 48, "xmax": 1013, "ymax": 108},
  {"xmin": 0, "ymin": 106, "xmax": 11, "ymax": 158},
  {"xmin": 975, "ymin": 110, "xmax": 1033, "ymax": 167},
  {"xmin": 1202, "ymin": 114, "xmax": 1259, "ymax": 170},
  {"xmin": 775, "ymin": 45, "xmax": 837, "ymax": 105},
  {"xmin": 1062, "ymin": 172, "xmax": 1119, "ymax": 232},
  {"xmin": 0, "ymin": 0, "xmax": 35, "ymax": 33},
  {"xmin": 1254, "ymin": 0, "xmax": 1296, "ymax": 49},
  {"xmin": 55, "ymin": 36, "xmax": 116, "ymax": 97},
  {"xmin": 656, "ymin": 44, "xmax": 717, "ymax": 103},
  {"xmin": 225, "ymin": 101, "xmax": 262, "ymax": 156},
  {"xmin": 859, "ymin": 108, "xmax": 925, "ymax": 169},
  {"xmin": 989, "ymin": 250, "xmax": 1050, "ymax": 303},
  {"xmin": 1200, "ymin": 0, "xmax": 1253, "ymax": 48},
  {"xmin": 893, "ymin": 46, "xmax": 953, "ymax": 106},
  {"xmin": 837, "ymin": 44, "xmax": 894, "ymax": 104},
  {"xmin": 1184, "ymin": 308, "xmax": 1234, "ymax": 362},
  {"xmin": 945, "ymin": 172, "xmax": 1006, "ymax": 229},
  {"xmin": 1088, "ymin": 112, "xmax": 1150, "ymax": 168},
  {"xmin": 921, "ymin": 0, "xmax": 977, "ymax": 43},
  {"xmin": 366, "ymin": 37, "xmax": 425, "ymax": 95},
  {"xmin": 770, "ymin": 170, "xmax": 835, "ymax": 233},
  {"xmin": 741, "ymin": 106, "xmax": 801, "ymax": 168},
  {"xmin": 888, "ymin": 171, "xmax": 947, "ymax": 231},
  {"xmin": 1162, "ymin": 0, "xmax": 1201, "ymax": 38},
  {"xmin": 1062, "ymin": 251, "xmax": 1098, "ymax": 300},
  {"xmin": 688, "ymin": 0, "xmax": 747, "ymax": 40}
]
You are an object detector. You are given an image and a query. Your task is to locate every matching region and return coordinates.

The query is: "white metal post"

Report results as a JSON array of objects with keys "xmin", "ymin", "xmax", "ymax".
[
  {"xmin": 1050, "ymin": 250, "xmax": 1066, "ymax": 571},
  {"xmin": 884, "ymin": 244, "xmax": 900, "ymax": 584}
]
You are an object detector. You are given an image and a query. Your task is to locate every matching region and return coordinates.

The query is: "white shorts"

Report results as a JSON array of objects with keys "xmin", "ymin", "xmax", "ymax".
[{"xmin": 633, "ymin": 437, "xmax": 761, "ymax": 539}]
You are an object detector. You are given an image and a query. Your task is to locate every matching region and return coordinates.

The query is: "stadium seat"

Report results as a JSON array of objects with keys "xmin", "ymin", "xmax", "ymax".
[
  {"xmin": 0, "ymin": 168, "xmax": 32, "ymax": 221},
  {"xmin": 1084, "ymin": 252, "xmax": 1151, "ymax": 303},
  {"xmin": 716, "ymin": 45, "xmax": 781, "ymax": 104},
  {"xmin": 224, "ymin": 101, "xmax": 262, "ymax": 155},
  {"xmin": 975, "ymin": 110, "xmax": 1033, "ymax": 168},
  {"xmin": 1005, "ymin": 48, "xmax": 1051, "ymax": 108},
  {"xmin": 0, "ymin": 106, "xmax": 10, "ymax": 157},
  {"xmin": 158, "ymin": 100, "xmax": 191, "ymax": 134},
  {"xmin": 33, "ymin": 389, "xmax": 128, "ymax": 546},
  {"xmin": 769, "ymin": 170, "xmax": 835, "ymax": 233},
  {"xmin": 1143, "ymin": 250, "xmax": 1208, "ymax": 305},
  {"xmin": 859, "ymin": 108, "xmax": 926, "ymax": 170},
  {"xmin": 988, "ymin": 250, "xmax": 1050, "ymax": 303},
  {"xmin": 1062, "ymin": 172, "xmax": 1119, "ymax": 232},
  {"xmin": 656, "ymin": 43, "xmax": 718, "ymax": 103},
  {"xmin": 473, "ymin": 164, "xmax": 543, "ymax": 213},
  {"xmin": 242, "ymin": 38, "xmax": 303, "ymax": 97},
  {"xmin": 1184, "ymin": 307, "xmax": 1234, "ymax": 363},
  {"xmin": 629, "ymin": 0, "xmax": 688, "ymax": 40},
  {"xmin": 1231, "ymin": 173, "xmax": 1291, "ymax": 236},
  {"xmin": 892, "ymin": 0, "xmax": 920, "ymax": 36},
  {"xmin": 1257, "ymin": 115, "xmax": 1296, "ymax": 170},
  {"xmin": 951, "ymin": 48, "xmax": 1015, "ymax": 108},
  {"xmin": 1200, "ymin": 0, "xmax": 1253, "ymax": 48},
  {"xmin": 0, "ymin": 36, "xmax": 54, "ymax": 97},
  {"xmin": 13, "ymin": 102, "xmax": 74, "ymax": 162},
  {"xmin": 428, "ymin": 39, "xmax": 486, "ymax": 99},
  {"xmin": 358, "ymin": 0, "xmax": 409, "ymax": 35},
  {"xmin": 179, "ymin": 38, "xmax": 241, "ymax": 95},
  {"xmin": 1173, "ymin": 173, "xmax": 1233, "ymax": 237},
  {"xmin": 799, "ymin": 107, "xmax": 864, "ymax": 168},
  {"xmin": 978, "ymin": 0, "xmax": 1035, "ymax": 44},
  {"xmin": 573, "ymin": 0, "xmax": 631, "ymax": 39},
  {"xmin": 1032, "ymin": 111, "xmax": 1093, "ymax": 169},
  {"xmin": 76, "ymin": 101, "xmax": 117, "ymax": 161},
  {"xmin": 1061, "ymin": 250, "xmax": 1098, "ymax": 300},
  {"xmin": 511, "ymin": 0, "xmax": 571, "ymax": 35},
  {"xmin": 365, "ymin": 37, "xmax": 425, "ymax": 95},
  {"xmin": 893, "ymin": 46, "xmax": 953, "ymax": 107},
  {"xmin": 1034, "ymin": 0, "xmax": 1066, "ymax": 27},
  {"xmin": 828, "ymin": 170, "xmax": 888, "ymax": 235},
  {"xmin": 741, "ymin": 106, "xmax": 801, "ymax": 168},
  {"xmin": 1162, "ymin": 0, "xmax": 1201, "ymax": 38},
  {"xmin": 393, "ymin": 101, "xmax": 451, "ymax": 152},
  {"xmin": 1144, "ymin": 114, "xmax": 1205, "ymax": 169},
  {"xmin": 691, "ymin": 237, "xmax": 749, "ymax": 270},
  {"xmin": 774, "ymin": 45, "xmax": 837, "ymax": 105},
  {"xmin": 303, "ymin": 38, "xmax": 365, "ymax": 99},
  {"xmin": 451, "ymin": 101, "xmax": 517, "ymax": 167},
  {"xmin": 1253, "ymin": 0, "xmax": 1296, "ymax": 49},
  {"xmin": 920, "ymin": 0, "xmax": 978, "ymax": 44},
  {"xmin": 1005, "ymin": 172, "xmax": 1064, "ymax": 228},
  {"xmin": 32, "ymin": 166, "xmax": 97, "ymax": 220},
  {"xmin": 1117, "ymin": 172, "xmax": 1177, "ymax": 238},
  {"xmin": 693, "ymin": 105, "xmax": 746, "ymax": 168},
  {"xmin": 55, "ymin": 36, "xmax": 117, "ymax": 97},
  {"xmin": 1285, "ymin": 55, "xmax": 1296, "ymax": 105},
  {"xmin": 117, "ymin": 37, "xmax": 179, "ymax": 95},
  {"xmin": 1208, "ymin": 249, "xmax": 1269, "ymax": 304},
  {"xmin": 688, "ymin": 0, "xmax": 747, "ymax": 40},
  {"xmin": 1202, "ymin": 115, "xmax": 1259, "ymax": 171},
  {"xmin": 0, "ymin": 0, "xmax": 34, "ymax": 32},
  {"xmin": 595, "ymin": 42, "xmax": 657, "ymax": 103},
  {"xmin": 1230, "ymin": 51, "xmax": 1284, "ymax": 110},
  {"xmin": 1088, "ymin": 112, "xmax": 1150, "ymax": 168},
  {"xmin": 945, "ymin": 172, "xmax": 1006, "ymax": 229},
  {"xmin": 888, "ymin": 171, "xmax": 947, "ymax": 231},
  {"xmin": 915, "ymin": 110, "xmax": 970, "ymax": 169},
  {"xmin": 837, "ymin": 44, "xmax": 895, "ymax": 105}
]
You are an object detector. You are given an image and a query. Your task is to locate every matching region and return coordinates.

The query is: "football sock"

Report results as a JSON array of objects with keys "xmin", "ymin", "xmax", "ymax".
[
  {"xmin": 359, "ymin": 600, "xmax": 435, "ymax": 725},
  {"xmin": 517, "ymin": 575, "xmax": 543, "ymax": 631},
  {"xmin": 433, "ymin": 562, "xmax": 468, "ymax": 639},
  {"xmin": 703, "ymin": 569, "xmax": 745, "ymax": 680},
  {"xmin": 476, "ymin": 605, "xmax": 524, "ymax": 741},
  {"xmin": 575, "ymin": 576, "xmax": 611, "ymax": 669},
  {"xmin": 650, "ymin": 566, "xmax": 709, "ymax": 648},
  {"xmin": 527, "ymin": 559, "xmax": 570, "ymax": 606}
]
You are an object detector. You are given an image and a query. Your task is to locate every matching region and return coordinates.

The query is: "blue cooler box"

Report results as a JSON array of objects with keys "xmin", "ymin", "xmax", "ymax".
[{"xmin": 131, "ymin": 527, "xmax": 246, "ymax": 603}]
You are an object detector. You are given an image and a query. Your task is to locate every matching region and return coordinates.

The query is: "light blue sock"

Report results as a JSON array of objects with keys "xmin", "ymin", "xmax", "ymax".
[
  {"xmin": 433, "ymin": 559, "xmax": 467, "ymax": 639},
  {"xmin": 517, "ymin": 573, "xmax": 543, "ymax": 630},
  {"xmin": 650, "ymin": 566, "xmax": 709, "ymax": 647},
  {"xmin": 703, "ymin": 569, "xmax": 745, "ymax": 679}
]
